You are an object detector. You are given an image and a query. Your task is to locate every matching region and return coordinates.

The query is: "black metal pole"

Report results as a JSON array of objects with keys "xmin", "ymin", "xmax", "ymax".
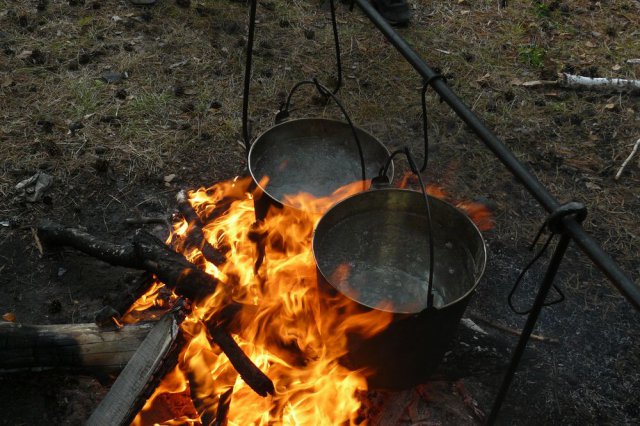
[
  {"xmin": 241, "ymin": 0, "xmax": 258, "ymax": 154},
  {"xmin": 486, "ymin": 232, "xmax": 572, "ymax": 424},
  {"xmin": 352, "ymin": 0, "xmax": 640, "ymax": 310}
]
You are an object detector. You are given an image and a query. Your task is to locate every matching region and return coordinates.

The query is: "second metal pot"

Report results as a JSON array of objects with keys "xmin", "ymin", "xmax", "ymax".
[{"xmin": 312, "ymin": 188, "xmax": 487, "ymax": 389}]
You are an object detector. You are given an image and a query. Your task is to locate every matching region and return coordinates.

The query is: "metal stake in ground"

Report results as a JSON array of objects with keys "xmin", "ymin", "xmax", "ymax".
[{"xmin": 487, "ymin": 203, "xmax": 587, "ymax": 424}]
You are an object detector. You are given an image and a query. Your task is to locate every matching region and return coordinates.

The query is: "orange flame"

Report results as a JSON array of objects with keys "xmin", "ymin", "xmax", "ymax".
[
  {"xmin": 130, "ymin": 173, "xmax": 492, "ymax": 425},
  {"xmin": 396, "ymin": 170, "xmax": 494, "ymax": 231},
  {"xmin": 131, "ymin": 177, "xmax": 393, "ymax": 425}
]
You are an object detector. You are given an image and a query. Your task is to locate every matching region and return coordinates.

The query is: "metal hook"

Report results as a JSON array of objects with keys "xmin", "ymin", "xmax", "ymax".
[{"xmin": 508, "ymin": 202, "xmax": 587, "ymax": 315}]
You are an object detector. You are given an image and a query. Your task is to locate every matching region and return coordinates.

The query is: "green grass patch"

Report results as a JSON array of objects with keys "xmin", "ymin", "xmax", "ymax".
[
  {"xmin": 517, "ymin": 44, "xmax": 546, "ymax": 68},
  {"xmin": 77, "ymin": 16, "xmax": 93, "ymax": 27}
]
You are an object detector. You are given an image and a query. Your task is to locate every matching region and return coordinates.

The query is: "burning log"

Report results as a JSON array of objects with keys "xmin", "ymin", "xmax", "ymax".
[
  {"xmin": 0, "ymin": 321, "xmax": 153, "ymax": 374},
  {"xmin": 176, "ymin": 190, "xmax": 226, "ymax": 266},
  {"xmin": 207, "ymin": 322, "xmax": 275, "ymax": 397},
  {"xmin": 87, "ymin": 311, "xmax": 184, "ymax": 426},
  {"xmin": 213, "ymin": 388, "xmax": 233, "ymax": 426},
  {"xmin": 37, "ymin": 221, "xmax": 219, "ymax": 302},
  {"xmin": 37, "ymin": 221, "xmax": 275, "ymax": 398}
]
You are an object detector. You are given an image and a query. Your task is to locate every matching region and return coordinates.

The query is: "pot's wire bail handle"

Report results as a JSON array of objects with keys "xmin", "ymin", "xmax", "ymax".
[
  {"xmin": 377, "ymin": 147, "xmax": 437, "ymax": 310},
  {"xmin": 508, "ymin": 202, "xmax": 588, "ymax": 315},
  {"xmin": 419, "ymin": 74, "xmax": 446, "ymax": 172},
  {"xmin": 275, "ymin": 78, "xmax": 367, "ymax": 184}
]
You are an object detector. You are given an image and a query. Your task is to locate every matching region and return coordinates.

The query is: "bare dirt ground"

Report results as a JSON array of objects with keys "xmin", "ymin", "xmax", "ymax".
[{"xmin": 0, "ymin": 0, "xmax": 639, "ymax": 425}]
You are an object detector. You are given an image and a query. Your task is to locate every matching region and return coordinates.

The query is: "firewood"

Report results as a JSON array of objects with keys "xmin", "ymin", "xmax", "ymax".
[
  {"xmin": 37, "ymin": 222, "xmax": 274, "ymax": 398},
  {"xmin": 213, "ymin": 388, "xmax": 233, "ymax": 426},
  {"xmin": 176, "ymin": 190, "xmax": 226, "ymax": 266},
  {"xmin": 37, "ymin": 221, "xmax": 218, "ymax": 302},
  {"xmin": 87, "ymin": 311, "xmax": 184, "ymax": 426},
  {"xmin": 512, "ymin": 73, "xmax": 640, "ymax": 93},
  {"xmin": 207, "ymin": 323, "xmax": 275, "ymax": 397},
  {"xmin": 0, "ymin": 321, "xmax": 153, "ymax": 374}
]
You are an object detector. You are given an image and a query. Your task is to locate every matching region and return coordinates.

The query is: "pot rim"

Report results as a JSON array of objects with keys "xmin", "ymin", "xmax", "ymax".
[
  {"xmin": 312, "ymin": 188, "xmax": 488, "ymax": 313},
  {"xmin": 247, "ymin": 117, "xmax": 394, "ymax": 213}
]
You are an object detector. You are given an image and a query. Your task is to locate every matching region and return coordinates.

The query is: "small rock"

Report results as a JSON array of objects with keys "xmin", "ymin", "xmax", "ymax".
[
  {"xmin": 57, "ymin": 267, "xmax": 67, "ymax": 277},
  {"xmin": 69, "ymin": 121, "xmax": 84, "ymax": 133},
  {"xmin": 163, "ymin": 173, "xmax": 176, "ymax": 183},
  {"xmin": 101, "ymin": 71, "xmax": 123, "ymax": 84}
]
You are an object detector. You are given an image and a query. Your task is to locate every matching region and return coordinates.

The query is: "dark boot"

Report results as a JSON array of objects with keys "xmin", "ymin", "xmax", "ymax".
[{"xmin": 370, "ymin": 0, "xmax": 411, "ymax": 26}]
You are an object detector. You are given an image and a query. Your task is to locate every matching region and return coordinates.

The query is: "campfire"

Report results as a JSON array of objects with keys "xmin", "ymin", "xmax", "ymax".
[
  {"xmin": 131, "ymin": 176, "xmax": 394, "ymax": 425},
  {"xmin": 2, "ymin": 174, "xmax": 491, "ymax": 425}
]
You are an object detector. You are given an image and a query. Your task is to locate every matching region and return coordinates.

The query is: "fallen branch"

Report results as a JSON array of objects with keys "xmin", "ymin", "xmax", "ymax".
[
  {"xmin": 614, "ymin": 138, "xmax": 640, "ymax": 181},
  {"xmin": 470, "ymin": 315, "xmax": 559, "ymax": 343},
  {"xmin": 512, "ymin": 73, "xmax": 640, "ymax": 93},
  {"xmin": 562, "ymin": 73, "xmax": 640, "ymax": 92},
  {"xmin": 0, "ymin": 321, "xmax": 153, "ymax": 374}
]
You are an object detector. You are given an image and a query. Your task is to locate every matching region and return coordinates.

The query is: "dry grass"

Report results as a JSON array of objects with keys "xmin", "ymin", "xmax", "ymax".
[
  {"xmin": 1, "ymin": 0, "xmax": 639, "ymax": 268},
  {"xmin": 1, "ymin": 0, "xmax": 639, "ymax": 423}
]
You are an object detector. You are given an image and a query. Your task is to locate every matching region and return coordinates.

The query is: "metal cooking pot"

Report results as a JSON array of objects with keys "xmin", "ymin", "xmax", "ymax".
[
  {"xmin": 249, "ymin": 118, "xmax": 393, "ymax": 219},
  {"xmin": 247, "ymin": 81, "xmax": 392, "ymax": 220},
  {"xmin": 312, "ymin": 188, "xmax": 486, "ymax": 389}
]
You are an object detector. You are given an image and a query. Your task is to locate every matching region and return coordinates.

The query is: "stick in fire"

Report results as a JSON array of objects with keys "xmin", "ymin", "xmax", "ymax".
[{"xmin": 36, "ymin": 221, "xmax": 275, "ymax": 398}]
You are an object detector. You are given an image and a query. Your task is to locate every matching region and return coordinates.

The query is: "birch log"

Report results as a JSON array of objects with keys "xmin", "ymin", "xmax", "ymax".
[{"xmin": 561, "ymin": 73, "xmax": 640, "ymax": 92}]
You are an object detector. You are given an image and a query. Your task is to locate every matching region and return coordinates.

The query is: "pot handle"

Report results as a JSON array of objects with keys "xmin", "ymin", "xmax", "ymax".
[
  {"xmin": 418, "ymin": 74, "xmax": 446, "ymax": 172},
  {"xmin": 377, "ymin": 148, "xmax": 437, "ymax": 310},
  {"xmin": 275, "ymin": 78, "xmax": 367, "ymax": 183}
]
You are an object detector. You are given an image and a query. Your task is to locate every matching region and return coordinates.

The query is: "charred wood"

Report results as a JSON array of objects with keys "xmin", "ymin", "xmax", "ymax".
[
  {"xmin": 95, "ymin": 272, "xmax": 156, "ymax": 326},
  {"xmin": 37, "ymin": 221, "xmax": 218, "ymax": 302},
  {"xmin": 176, "ymin": 190, "xmax": 226, "ymax": 266},
  {"xmin": 37, "ymin": 222, "xmax": 274, "ymax": 399},
  {"xmin": 207, "ymin": 323, "xmax": 275, "ymax": 397},
  {"xmin": 87, "ymin": 311, "xmax": 184, "ymax": 426},
  {"xmin": 213, "ymin": 388, "xmax": 233, "ymax": 426}
]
